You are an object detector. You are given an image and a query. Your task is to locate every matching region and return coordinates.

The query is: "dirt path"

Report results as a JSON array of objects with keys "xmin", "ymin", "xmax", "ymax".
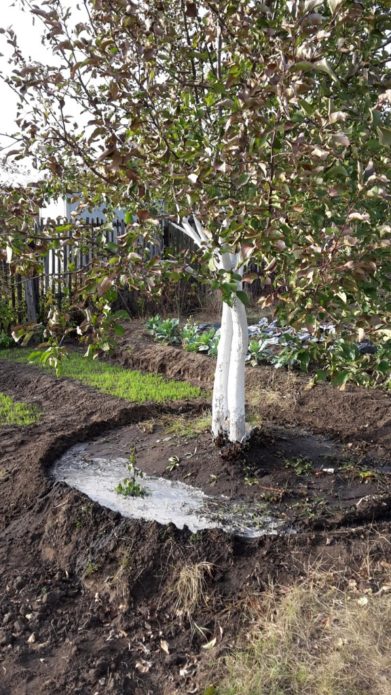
[{"xmin": 0, "ymin": 357, "xmax": 390, "ymax": 695}]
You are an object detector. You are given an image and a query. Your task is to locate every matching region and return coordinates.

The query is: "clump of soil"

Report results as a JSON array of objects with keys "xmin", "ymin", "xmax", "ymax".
[{"xmin": 0, "ymin": 350, "xmax": 390, "ymax": 695}]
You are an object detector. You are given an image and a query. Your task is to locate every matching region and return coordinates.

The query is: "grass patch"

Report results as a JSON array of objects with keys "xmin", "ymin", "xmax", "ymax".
[
  {"xmin": 162, "ymin": 410, "xmax": 211, "ymax": 437},
  {"xmin": 1, "ymin": 349, "xmax": 202, "ymax": 404},
  {"xmin": 0, "ymin": 391, "xmax": 40, "ymax": 426},
  {"xmin": 216, "ymin": 580, "xmax": 391, "ymax": 695}
]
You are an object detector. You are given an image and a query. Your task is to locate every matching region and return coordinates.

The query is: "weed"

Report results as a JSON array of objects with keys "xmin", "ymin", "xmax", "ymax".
[
  {"xmin": 162, "ymin": 411, "xmax": 211, "ymax": 438},
  {"xmin": 0, "ymin": 391, "xmax": 40, "ymax": 427},
  {"xmin": 137, "ymin": 419, "xmax": 156, "ymax": 434},
  {"xmin": 166, "ymin": 455, "xmax": 181, "ymax": 472},
  {"xmin": 84, "ymin": 561, "xmax": 98, "ymax": 577},
  {"xmin": 115, "ymin": 449, "xmax": 147, "ymax": 498},
  {"xmin": 244, "ymin": 476, "xmax": 259, "ymax": 487},
  {"xmin": 284, "ymin": 456, "xmax": 313, "ymax": 476},
  {"xmin": 357, "ymin": 469, "xmax": 378, "ymax": 482}
]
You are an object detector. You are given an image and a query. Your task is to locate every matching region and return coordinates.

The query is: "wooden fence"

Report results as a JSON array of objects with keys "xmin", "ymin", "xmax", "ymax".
[{"xmin": 1, "ymin": 217, "xmax": 264, "ymax": 325}]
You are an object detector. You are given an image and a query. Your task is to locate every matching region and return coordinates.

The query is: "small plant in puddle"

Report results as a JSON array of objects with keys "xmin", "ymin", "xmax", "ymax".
[
  {"xmin": 115, "ymin": 448, "xmax": 147, "ymax": 498},
  {"xmin": 284, "ymin": 457, "xmax": 313, "ymax": 476},
  {"xmin": 115, "ymin": 478, "xmax": 146, "ymax": 497}
]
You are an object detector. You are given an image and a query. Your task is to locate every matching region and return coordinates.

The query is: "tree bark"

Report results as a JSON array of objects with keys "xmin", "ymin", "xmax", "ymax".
[
  {"xmin": 212, "ymin": 300, "xmax": 233, "ymax": 437},
  {"xmin": 227, "ymin": 294, "xmax": 248, "ymax": 442},
  {"xmin": 173, "ymin": 217, "xmax": 249, "ymax": 443}
]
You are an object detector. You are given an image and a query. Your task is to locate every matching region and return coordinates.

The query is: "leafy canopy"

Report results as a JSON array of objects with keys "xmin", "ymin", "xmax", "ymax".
[{"xmin": 1, "ymin": 0, "xmax": 390, "ymax": 344}]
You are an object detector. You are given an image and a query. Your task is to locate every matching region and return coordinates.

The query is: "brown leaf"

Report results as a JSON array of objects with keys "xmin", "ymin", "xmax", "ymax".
[
  {"xmin": 186, "ymin": 3, "xmax": 197, "ymax": 18},
  {"xmin": 137, "ymin": 209, "xmax": 150, "ymax": 222},
  {"xmin": 242, "ymin": 272, "xmax": 259, "ymax": 284},
  {"xmin": 98, "ymin": 276, "xmax": 113, "ymax": 295}
]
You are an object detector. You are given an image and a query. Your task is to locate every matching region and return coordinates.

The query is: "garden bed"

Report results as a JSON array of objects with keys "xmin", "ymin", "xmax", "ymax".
[{"xmin": 0, "ymin": 346, "xmax": 390, "ymax": 695}]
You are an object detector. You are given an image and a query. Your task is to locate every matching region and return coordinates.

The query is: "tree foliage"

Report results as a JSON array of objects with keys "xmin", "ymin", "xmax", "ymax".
[{"xmin": 1, "ymin": 0, "xmax": 390, "ymax": 345}]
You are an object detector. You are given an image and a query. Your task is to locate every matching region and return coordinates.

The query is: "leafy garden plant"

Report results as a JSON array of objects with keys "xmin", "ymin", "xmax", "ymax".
[
  {"xmin": 182, "ymin": 321, "xmax": 219, "ymax": 356},
  {"xmin": 146, "ymin": 315, "xmax": 181, "ymax": 345}
]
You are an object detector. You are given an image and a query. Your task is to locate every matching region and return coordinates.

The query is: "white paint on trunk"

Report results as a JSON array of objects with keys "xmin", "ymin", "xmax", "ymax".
[
  {"xmin": 172, "ymin": 216, "xmax": 250, "ymax": 443},
  {"xmin": 212, "ymin": 300, "xmax": 233, "ymax": 437},
  {"xmin": 227, "ymin": 283, "xmax": 248, "ymax": 443}
]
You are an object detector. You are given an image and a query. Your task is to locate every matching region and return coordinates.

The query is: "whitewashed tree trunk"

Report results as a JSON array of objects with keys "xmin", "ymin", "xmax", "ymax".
[
  {"xmin": 227, "ymin": 293, "xmax": 248, "ymax": 442},
  {"xmin": 212, "ymin": 300, "xmax": 233, "ymax": 437},
  {"xmin": 172, "ymin": 216, "xmax": 250, "ymax": 443}
]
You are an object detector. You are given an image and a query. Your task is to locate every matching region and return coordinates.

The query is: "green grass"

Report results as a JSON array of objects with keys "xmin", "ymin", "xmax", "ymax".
[
  {"xmin": 0, "ymin": 349, "xmax": 202, "ymax": 404},
  {"xmin": 0, "ymin": 391, "xmax": 40, "ymax": 426}
]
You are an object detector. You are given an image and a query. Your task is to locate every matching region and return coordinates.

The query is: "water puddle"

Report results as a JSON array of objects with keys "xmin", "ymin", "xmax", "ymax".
[{"xmin": 52, "ymin": 443, "xmax": 287, "ymax": 538}]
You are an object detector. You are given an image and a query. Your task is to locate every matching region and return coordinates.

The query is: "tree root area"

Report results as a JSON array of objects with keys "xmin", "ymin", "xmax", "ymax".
[{"xmin": 0, "ymin": 356, "xmax": 390, "ymax": 695}]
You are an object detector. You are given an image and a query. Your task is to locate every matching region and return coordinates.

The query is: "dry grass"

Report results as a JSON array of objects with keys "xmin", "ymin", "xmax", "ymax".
[
  {"xmin": 247, "ymin": 371, "xmax": 300, "ymax": 414},
  {"xmin": 162, "ymin": 411, "xmax": 211, "ymax": 438},
  {"xmin": 172, "ymin": 561, "xmax": 214, "ymax": 618},
  {"xmin": 217, "ymin": 578, "xmax": 391, "ymax": 695}
]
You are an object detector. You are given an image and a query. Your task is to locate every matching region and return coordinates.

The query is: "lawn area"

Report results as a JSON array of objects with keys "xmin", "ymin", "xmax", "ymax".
[
  {"xmin": 0, "ymin": 391, "xmax": 40, "ymax": 426},
  {"xmin": 0, "ymin": 349, "xmax": 202, "ymax": 404},
  {"xmin": 217, "ymin": 579, "xmax": 391, "ymax": 695}
]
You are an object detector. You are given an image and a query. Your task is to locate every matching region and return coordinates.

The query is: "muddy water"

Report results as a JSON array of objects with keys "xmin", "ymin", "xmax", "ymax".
[{"xmin": 51, "ymin": 443, "xmax": 287, "ymax": 538}]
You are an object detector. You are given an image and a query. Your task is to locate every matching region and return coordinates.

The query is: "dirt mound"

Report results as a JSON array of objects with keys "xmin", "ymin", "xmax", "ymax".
[{"xmin": 0, "ymin": 355, "xmax": 390, "ymax": 695}]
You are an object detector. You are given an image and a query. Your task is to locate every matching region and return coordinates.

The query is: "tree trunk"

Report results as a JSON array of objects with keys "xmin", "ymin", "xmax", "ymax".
[
  {"xmin": 227, "ymin": 294, "xmax": 248, "ymax": 442},
  {"xmin": 212, "ymin": 300, "xmax": 233, "ymax": 438},
  {"xmin": 173, "ymin": 217, "xmax": 249, "ymax": 444}
]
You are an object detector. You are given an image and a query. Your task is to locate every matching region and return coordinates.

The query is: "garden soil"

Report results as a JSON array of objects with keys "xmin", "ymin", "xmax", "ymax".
[{"xmin": 0, "ymin": 333, "xmax": 390, "ymax": 695}]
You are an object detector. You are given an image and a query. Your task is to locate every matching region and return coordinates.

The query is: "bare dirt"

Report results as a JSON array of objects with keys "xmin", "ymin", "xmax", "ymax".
[
  {"xmin": 0, "ymin": 334, "xmax": 390, "ymax": 695},
  {"xmin": 116, "ymin": 321, "xmax": 391, "ymax": 460}
]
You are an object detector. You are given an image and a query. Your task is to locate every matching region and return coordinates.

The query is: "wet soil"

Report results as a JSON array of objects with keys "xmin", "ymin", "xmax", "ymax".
[
  {"xmin": 73, "ymin": 421, "xmax": 391, "ymax": 531},
  {"xmin": 0, "ymin": 342, "xmax": 390, "ymax": 695}
]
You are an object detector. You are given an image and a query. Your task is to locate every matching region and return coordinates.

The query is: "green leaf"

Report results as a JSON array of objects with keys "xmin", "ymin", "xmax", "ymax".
[
  {"xmin": 377, "ymin": 126, "xmax": 391, "ymax": 147},
  {"xmin": 332, "ymin": 371, "xmax": 350, "ymax": 387},
  {"xmin": 291, "ymin": 59, "xmax": 337, "ymax": 82},
  {"xmin": 236, "ymin": 290, "xmax": 249, "ymax": 306}
]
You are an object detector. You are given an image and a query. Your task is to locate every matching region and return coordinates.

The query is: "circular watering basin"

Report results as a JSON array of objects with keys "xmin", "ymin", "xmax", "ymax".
[{"xmin": 51, "ymin": 443, "xmax": 288, "ymax": 539}]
